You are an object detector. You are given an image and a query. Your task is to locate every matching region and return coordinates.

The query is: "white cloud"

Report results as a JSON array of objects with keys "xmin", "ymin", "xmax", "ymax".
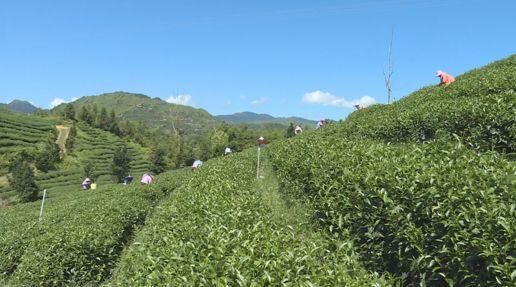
[
  {"xmin": 48, "ymin": 96, "xmax": 80, "ymax": 109},
  {"xmin": 166, "ymin": 94, "xmax": 192, "ymax": 106},
  {"xmin": 251, "ymin": 97, "xmax": 267, "ymax": 105},
  {"xmin": 49, "ymin": 98, "xmax": 66, "ymax": 108},
  {"xmin": 302, "ymin": 90, "xmax": 376, "ymax": 108}
]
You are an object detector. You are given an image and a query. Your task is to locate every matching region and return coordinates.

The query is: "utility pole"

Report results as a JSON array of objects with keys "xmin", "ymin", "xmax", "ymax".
[{"xmin": 384, "ymin": 28, "xmax": 394, "ymax": 104}]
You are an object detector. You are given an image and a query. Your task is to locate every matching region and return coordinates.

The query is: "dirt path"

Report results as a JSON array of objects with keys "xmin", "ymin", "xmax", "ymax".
[{"xmin": 55, "ymin": 125, "xmax": 70, "ymax": 154}]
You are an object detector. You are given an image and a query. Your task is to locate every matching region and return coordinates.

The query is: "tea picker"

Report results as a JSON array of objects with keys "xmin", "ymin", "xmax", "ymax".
[
  {"xmin": 140, "ymin": 173, "xmax": 154, "ymax": 184},
  {"xmin": 192, "ymin": 160, "xmax": 203, "ymax": 170},
  {"xmin": 294, "ymin": 124, "xmax": 303, "ymax": 135},
  {"xmin": 316, "ymin": 118, "xmax": 326, "ymax": 129},
  {"xmin": 257, "ymin": 136, "xmax": 265, "ymax": 179},
  {"xmin": 436, "ymin": 70, "xmax": 455, "ymax": 86}
]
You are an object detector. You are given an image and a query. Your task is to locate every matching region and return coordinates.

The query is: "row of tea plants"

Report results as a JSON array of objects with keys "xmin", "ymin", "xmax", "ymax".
[
  {"xmin": 106, "ymin": 150, "xmax": 391, "ymax": 286},
  {"xmin": 0, "ymin": 169, "xmax": 189, "ymax": 286}
]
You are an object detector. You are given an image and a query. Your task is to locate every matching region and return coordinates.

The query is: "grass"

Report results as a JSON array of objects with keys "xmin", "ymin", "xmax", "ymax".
[{"xmin": 258, "ymin": 158, "xmax": 315, "ymax": 234}]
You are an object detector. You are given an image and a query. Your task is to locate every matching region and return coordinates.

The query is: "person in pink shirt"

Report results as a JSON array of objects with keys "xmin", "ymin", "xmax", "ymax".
[
  {"xmin": 140, "ymin": 173, "xmax": 154, "ymax": 185},
  {"xmin": 436, "ymin": 70, "xmax": 455, "ymax": 86}
]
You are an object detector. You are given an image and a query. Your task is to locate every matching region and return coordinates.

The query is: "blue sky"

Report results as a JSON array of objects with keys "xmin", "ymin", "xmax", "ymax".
[{"xmin": 0, "ymin": 0, "xmax": 514, "ymax": 120}]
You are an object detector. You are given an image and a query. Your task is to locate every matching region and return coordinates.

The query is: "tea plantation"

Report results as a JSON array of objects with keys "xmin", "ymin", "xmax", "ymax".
[
  {"xmin": 268, "ymin": 55, "xmax": 515, "ymax": 286},
  {"xmin": 106, "ymin": 150, "xmax": 390, "ymax": 286},
  {"xmin": 0, "ymin": 111, "xmax": 54, "ymax": 173},
  {"xmin": 0, "ymin": 55, "xmax": 514, "ymax": 286},
  {"xmin": 0, "ymin": 169, "xmax": 190, "ymax": 286},
  {"xmin": 0, "ymin": 115, "xmax": 152, "ymax": 201}
]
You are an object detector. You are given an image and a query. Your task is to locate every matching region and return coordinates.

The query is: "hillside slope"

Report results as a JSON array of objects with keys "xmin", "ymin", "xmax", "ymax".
[
  {"xmin": 216, "ymin": 111, "xmax": 317, "ymax": 127},
  {"xmin": 0, "ymin": 112, "xmax": 152, "ymax": 202},
  {"xmin": 0, "ymin": 100, "xmax": 39, "ymax": 114},
  {"xmin": 0, "ymin": 55, "xmax": 513, "ymax": 286},
  {"xmin": 268, "ymin": 55, "xmax": 515, "ymax": 286},
  {"xmin": 0, "ymin": 111, "xmax": 55, "ymax": 173},
  {"xmin": 340, "ymin": 54, "xmax": 515, "ymax": 152},
  {"xmin": 54, "ymin": 92, "xmax": 217, "ymax": 138}
]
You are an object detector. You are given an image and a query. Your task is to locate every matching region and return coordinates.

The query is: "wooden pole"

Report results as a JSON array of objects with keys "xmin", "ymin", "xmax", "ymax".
[
  {"xmin": 256, "ymin": 146, "xmax": 261, "ymax": 179},
  {"xmin": 39, "ymin": 189, "xmax": 47, "ymax": 222}
]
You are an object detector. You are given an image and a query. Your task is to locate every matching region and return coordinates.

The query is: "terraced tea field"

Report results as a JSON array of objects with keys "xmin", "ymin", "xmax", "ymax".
[
  {"xmin": 0, "ymin": 55, "xmax": 514, "ymax": 286},
  {"xmin": 0, "ymin": 114, "xmax": 152, "ymax": 201}
]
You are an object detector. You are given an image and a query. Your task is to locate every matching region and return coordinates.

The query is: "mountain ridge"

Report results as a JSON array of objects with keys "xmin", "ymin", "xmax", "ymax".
[
  {"xmin": 216, "ymin": 111, "xmax": 317, "ymax": 127},
  {"xmin": 0, "ymin": 100, "xmax": 39, "ymax": 114}
]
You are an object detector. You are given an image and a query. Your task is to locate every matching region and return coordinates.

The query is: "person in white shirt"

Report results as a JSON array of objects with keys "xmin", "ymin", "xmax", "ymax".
[
  {"xmin": 316, "ymin": 118, "xmax": 326, "ymax": 129},
  {"xmin": 192, "ymin": 160, "xmax": 203, "ymax": 170},
  {"xmin": 294, "ymin": 125, "xmax": 303, "ymax": 135}
]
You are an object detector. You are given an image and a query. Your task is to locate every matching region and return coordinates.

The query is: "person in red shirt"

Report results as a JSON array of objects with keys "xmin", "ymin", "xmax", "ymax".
[
  {"xmin": 436, "ymin": 70, "xmax": 455, "ymax": 86},
  {"xmin": 258, "ymin": 136, "xmax": 265, "ymax": 148}
]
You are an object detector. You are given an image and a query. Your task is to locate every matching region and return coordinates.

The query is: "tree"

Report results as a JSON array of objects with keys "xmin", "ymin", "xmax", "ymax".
[
  {"xmin": 97, "ymin": 107, "xmax": 110, "ymax": 130},
  {"xmin": 111, "ymin": 145, "xmax": 131, "ymax": 183},
  {"xmin": 384, "ymin": 28, "xmax": 394, "ymax": 104},
  {"xmin": 286, "ymin": 123, "xmax": 295, "ymax": 138},
  {"xmin": 78, "ymin": 105, "xmax": 94, "ymax": 125},
  {"xmin": 108, "ymin": 109, "xmax": 121, "ymax": 135},
  {"xmin": 165, "ymin": 135, "xmax": 180, "ymax": 169},
  {"xmin": 8, "ymin": 156, "xmax": 39, "ymax": 202},
  {"xmin": 119, "ymin": 120, "xmax": 134, "ymax": 138},
  {"xmin": 62, "ymin": 103, "xmax": 76, "ymax": 121},
  {"xmin": 109, "ymin": 121, "xmax": 121, "ymax": 136},
  {"xmin": 34, "ymin": 153, "xmax": 52, "ymax": 173},
  {"xmin": 65, "ymin": 124, "xmax": 77, "ymax": 153},
  {"xmin": 177, "ymin": 140, "xmax": 194, "ymax": 168},
  {"xmin": 150, "ymin": 148, "xmax": 167, "ymax": 174},
  {"xmin": 35, "ymin": 134, "xmax": 61, "ymax": 172},
  {"xmin": 82, "ymin": 161, "xmax": 97, "ymax": 180},
  {"xmin": 209, "ymin": 128, "xmax": 229, "ymax": 157},
  {"xmin": 109, "ymin": 109, "xmax": 116, "ymax": 123},
  {"xmin": 91, "ymin": 104, "xmax": 99, "ymax": 121}
]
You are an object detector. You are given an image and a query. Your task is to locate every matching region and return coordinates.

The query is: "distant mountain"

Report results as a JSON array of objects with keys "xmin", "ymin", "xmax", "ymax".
[
  {"xmin": 215, "ymin": 112, "xmax": 317, "ymax": 127},
  {"xmin": 52, "ymin": 92, "xmax": 217, "ymax": 138},
  {"xmin": 0, "ymin": 100, "xmax": 39, "ymax": 114}
]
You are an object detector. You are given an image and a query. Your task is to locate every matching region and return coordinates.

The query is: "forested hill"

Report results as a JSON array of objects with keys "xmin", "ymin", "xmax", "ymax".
[
  {"xmin": 216, "ymin": 111, "xmax": 316, "ymax": 127},
  {"xmin": 53, "ymin": 92, "xmax": 217, "ymax": 138},
  {"xmin": 0, "ymin": 100, "xmax": 39, "ymax": 114}
]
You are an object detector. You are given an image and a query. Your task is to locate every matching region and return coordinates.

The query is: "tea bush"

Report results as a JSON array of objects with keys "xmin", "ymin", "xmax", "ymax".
[
  {"xmin": 339, "ymin": 55, "xmax": 516, "ymax": 153},
  {"xmin": 106, "ymin": 150, "xmax": 389, "ymax": 286},
  {"xmin": 1, "ymin": 169, "xmax": 190, "ymax": 286},
  {"xmin": 269, "ymin": 135, "xmax": 515, "ymax": 286}
]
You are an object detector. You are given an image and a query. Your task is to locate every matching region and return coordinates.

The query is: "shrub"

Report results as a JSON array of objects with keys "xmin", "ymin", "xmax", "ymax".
[
  {"xmin": 8, "ymin": 156, "xmax": 39, "ymax": 202},
  {"xmin": 269, "ymin": 136, "xmax": 515, "ymax": 286}
]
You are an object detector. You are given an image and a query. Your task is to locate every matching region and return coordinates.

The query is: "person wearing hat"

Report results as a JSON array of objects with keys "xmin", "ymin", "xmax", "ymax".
[
  {"xmin": 82, "ymin": 177, "xmax": 92, "ymax": 190},
  {"xmin": 192, "ymin": 160, "xmax": 203, "ymax": 170},
  {"xmin": 258, "ymin": 136, "xmax": 265, "ymax": 148},
  {"xmin": 294, "ymin": 124, "xmax": 303, "ymax": 135},
  {"xmin": 316, "ymin": 118, "xmax": 326, "ymax": 129},
  {"xmin": 436, "ymin": 70, "xmax": 455, "ymax": 86},
  {"xmin": 140, "ymin": 173, "xmax": 154, "ymax": 185}
]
